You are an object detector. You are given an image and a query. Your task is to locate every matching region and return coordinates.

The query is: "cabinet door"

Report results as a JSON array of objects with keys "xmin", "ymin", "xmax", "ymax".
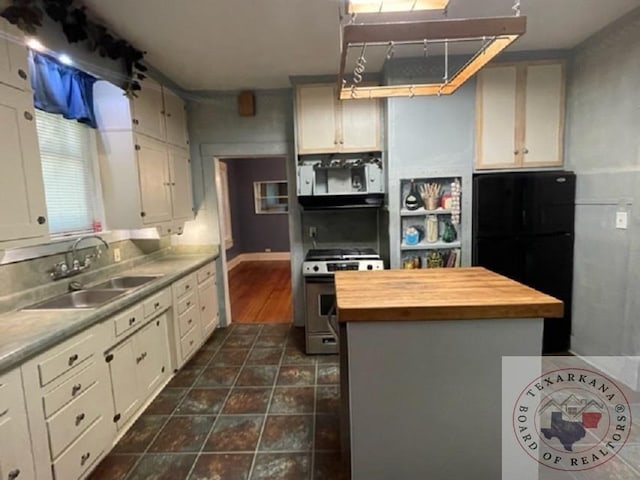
[
  {"xmin": 106, "ymin": 339, "xmax": 140, "ymax": 429},
  {"xmin": 0, "ymin": 84, "xmax": 48, "ymax": 245},
  {"xmin": 135, "ymin": 315, "xmax": 169, "ymax": 402},
  {"xmin": 198, "ymin": 277, "xmax": 219, "ymax": 339},
  {"xmin": 296, "ymin": 85, "xmax": 339, "ymax": 154},
  {"xmin": 163, "ymin": 88, "xmax": 189, "ymax": 148},
  {"xmin": 340, "ymin": 98, "xmax": 380, "ymax": 152},
  {"xmin": 0, "ymin": 18, "xmax": 29, "ymax": 91},
  {"xmin": 131, "ymin": 79, "xmax": 165, "ymax": 141},
  {"xmin": 522, "ymin": 63, "xmax": 564, "ymax": 167},
  {"xmin": 0, "ymin": 370, "xmax": 36, "ymax": 480},
  {"xmin": 136, "ymin": 136, "xmax": 172, "ymax": 225},
  {"xmin": 476, "ymin": 66, "xmax": 518, "ymax": 169},
  {"xmin": 168, "ymin": 146, "xmax": 194, "ymax": 221}
]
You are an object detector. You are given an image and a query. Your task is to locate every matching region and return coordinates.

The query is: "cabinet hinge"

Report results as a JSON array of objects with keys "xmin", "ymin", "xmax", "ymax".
[
  {"xmin": 113, "ymin": 413, "xmax": 121, "ymax": 423},
  {"xmin": 105, "ymin": 353, "xmax": 114, "ymax": 363},
  {"xmin": 135, "ymin": 144, "xmax": 141, "ymax": 151}
]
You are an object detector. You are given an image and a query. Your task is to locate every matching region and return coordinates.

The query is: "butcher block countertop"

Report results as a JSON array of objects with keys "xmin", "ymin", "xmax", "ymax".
[{"xmin": 334, "ymin": 267, "xmax": 563, "ymax": 322}]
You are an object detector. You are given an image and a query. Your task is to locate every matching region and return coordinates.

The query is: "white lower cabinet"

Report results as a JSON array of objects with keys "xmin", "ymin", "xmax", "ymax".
[
  {"xmin": 21, "ymin": 322, "xmax": 113, "ymax": 480},
  {"xmin": 106, "ymin": 310, "xmax": 170, "ymax": 431},
  {"xmin": 0, "ymin": 368, "xmax": 36, "ymax": 480},
  {"xmin": 199, "ymin": 277, "xmax": 219, "ymax": 338}
]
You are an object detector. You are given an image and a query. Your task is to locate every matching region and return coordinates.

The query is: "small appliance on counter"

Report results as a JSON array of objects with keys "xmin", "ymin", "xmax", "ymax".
[{"xmin": 302, "ymin": 248, "xmax": 384, "ymax": 354}]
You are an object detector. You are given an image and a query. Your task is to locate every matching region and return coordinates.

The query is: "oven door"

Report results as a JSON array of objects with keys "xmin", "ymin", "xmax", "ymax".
[{"xmin": 304, "ymin": 277, "xmax": 338, "ymax": 354}]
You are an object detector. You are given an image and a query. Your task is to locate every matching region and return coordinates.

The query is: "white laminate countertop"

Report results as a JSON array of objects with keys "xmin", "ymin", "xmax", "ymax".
[{"xmin": 0, "ymin": 252, "xmax": 218, "ymax": 374}]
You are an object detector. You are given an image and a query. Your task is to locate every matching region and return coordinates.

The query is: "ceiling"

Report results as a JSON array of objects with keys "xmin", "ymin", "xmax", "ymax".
[{"xmin": 81, "ymin": 0, "xmax": 640, "ymax": 91}]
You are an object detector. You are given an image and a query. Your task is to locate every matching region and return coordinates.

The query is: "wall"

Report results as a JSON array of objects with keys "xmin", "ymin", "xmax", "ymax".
[
  {"xmin": 223, "ymin": 157, "xmax": 290, "ymax": 261},
  {"xmin": 564, "ymin": 8, "xmax": 640, "ymax": 357},
  {"xmin": 172, "ymin": 89, "xmax": 301, "ymax": 325}
]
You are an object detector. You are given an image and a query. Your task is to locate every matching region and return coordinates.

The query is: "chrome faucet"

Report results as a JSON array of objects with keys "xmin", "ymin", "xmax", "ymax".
[{"xmin": 51, "ymin": 235, "xmax": 110, "ymax": 280}]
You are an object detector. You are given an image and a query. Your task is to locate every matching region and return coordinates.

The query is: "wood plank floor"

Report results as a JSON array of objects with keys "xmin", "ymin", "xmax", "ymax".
[{"xmin": 228, "ymin": 260, "xmax": 293, "ymax": 324}]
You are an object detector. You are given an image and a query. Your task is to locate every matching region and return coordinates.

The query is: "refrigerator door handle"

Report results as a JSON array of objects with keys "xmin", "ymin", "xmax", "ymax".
[{"xmin": 522, "ymin": 208, "xmax": 527, "ymax": 228}]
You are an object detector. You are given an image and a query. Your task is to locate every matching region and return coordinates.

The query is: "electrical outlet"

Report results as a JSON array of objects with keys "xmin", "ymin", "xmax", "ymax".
[
  {"xmin": 113, "ymin": 247, "xmax": 121, "ymax": 262},
  {"xmin": 616, "ymin": 211, "xmax": 628, "ymax": 230},
  {"xmin": 265, "ymin": 248, "xmax": 271, "ymax": 252},
  {"xmin": 309, "ymin": 226, "xmax": 317, "ymax": 238}
]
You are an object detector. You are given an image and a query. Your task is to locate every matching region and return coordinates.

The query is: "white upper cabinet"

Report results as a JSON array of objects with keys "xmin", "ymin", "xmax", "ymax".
[
  {"xmin": 296, "ymin": 84, "xmax": 380, "ymax": 154},
  {"xmin": 0, "ymin": 83, "xmax": 48, "ymax": 247},
  {"xmin": 137, "ymin": 135, "xmax": 173, "ymax": 225},
  {"xmin": 131, "ymin": 78, "xmax": 166, "ymax": 141},
  {"xmin": 94, "ymin": 80, "xmax": 194, "ymax": 233},
  {"xmin": 0, "ymin": 18, "xmax": 30, "ymax": 91},
  {"xmin": 476, "ymin": 61, "xmax": 565, "ymax": 170},
  {"xmin": 163, "ymin": 88, "xmax": 189, "ymax": 148}
]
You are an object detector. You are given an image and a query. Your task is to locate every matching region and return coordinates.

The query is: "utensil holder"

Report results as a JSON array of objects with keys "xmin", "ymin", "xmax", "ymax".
[{"xmin": 424, "ymin": 196, "xmax": 439, "ymax": 210}]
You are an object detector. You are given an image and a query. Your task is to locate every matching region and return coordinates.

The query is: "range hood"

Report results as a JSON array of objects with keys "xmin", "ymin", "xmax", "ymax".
[{"xmin": 297, "ymin": 157, "xmax": 385, "ymax": 210}]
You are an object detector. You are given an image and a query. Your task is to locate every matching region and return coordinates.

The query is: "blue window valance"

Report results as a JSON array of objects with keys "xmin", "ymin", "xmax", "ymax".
[{"xmin": 29, "ymin": 52, "xmax": 98, "ymax": 128}]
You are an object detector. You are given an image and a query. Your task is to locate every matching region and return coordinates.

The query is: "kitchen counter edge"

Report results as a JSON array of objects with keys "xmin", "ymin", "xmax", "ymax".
[{"xmin": 0, "ymin": 252, "xmax": 219, "ymax": 374}]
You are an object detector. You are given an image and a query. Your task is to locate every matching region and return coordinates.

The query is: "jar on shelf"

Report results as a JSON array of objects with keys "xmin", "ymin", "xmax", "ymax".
[{"xmin": 425, "ymin": 215, "xmax": 438, "ymax": 243}]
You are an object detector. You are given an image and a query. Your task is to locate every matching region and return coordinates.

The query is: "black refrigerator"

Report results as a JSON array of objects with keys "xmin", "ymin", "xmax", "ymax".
[{"xmin": 472, "ymin": 171, "xmax": 576, "ymax": 353}]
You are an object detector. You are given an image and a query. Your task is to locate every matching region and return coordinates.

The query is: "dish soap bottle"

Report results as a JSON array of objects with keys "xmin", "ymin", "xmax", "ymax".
[{"xmin": 404, "ymin": 180, "xmax": 422, "ymax": 210}]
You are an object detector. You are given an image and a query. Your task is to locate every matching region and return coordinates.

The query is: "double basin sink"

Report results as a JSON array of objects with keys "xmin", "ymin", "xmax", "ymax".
[{"xmin": 24, "ymin": 275, "xmax": 162, "ymax": 310}]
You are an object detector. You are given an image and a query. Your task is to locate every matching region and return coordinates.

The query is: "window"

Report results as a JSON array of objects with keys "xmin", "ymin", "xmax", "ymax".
[
  {"xmin": 35, "ymin": 110, "xmax": 102, "ymax": 236},
  {"xmin": 254, "ymin": 181, "xmax": 288, "ymax": 214}
]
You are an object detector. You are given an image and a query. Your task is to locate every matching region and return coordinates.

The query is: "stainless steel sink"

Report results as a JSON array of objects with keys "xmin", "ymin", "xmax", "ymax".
[
  {"xmin": 24, "ymin": 289, "xmax": 128, "ymax": 310},
  {"xmin": 89, "ymin": 275, "xmax": 162, "ymax": 290}
]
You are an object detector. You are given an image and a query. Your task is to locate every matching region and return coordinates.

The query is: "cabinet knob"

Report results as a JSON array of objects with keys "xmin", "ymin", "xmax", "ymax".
[
  {"xmin": 129, "ymin": 317, "xmax": 136, "ymax": 326},
  {"xmin": 18, "ymin": 69, "xmax": 27, "ymax": 80},
  {"xmin": 514, "ymin": 149, "xmax": 519, "ymax": 155},
  {"xmin": 23, "ymin": 111, "xmax": 33, "ymax": 121},
  {"xmin": 140, "ymin": 211, "xmax": 146, "ymax": 217},
  {"xmin": 154, "ymin": 302, "xmax": 160, "ymax": 309},
  {"xmin": 37, "ymin": 216, "xmax": 46, "ymax": 225},
  {"xmin": 8, "ymin": 469, "xmax": 20, "ymax": 479},
  {"xmin": 71, "ymin": 383, "xmax": 82, "ymax": 396},
  {"xmin": 133, "ymin": 119, "xmax": 139, "ymax": 125},
  {"xmin": 75, "ymin": 413, "xmax": 86, "ymax": 425},
  {"xmin": 523, "ymin": 148, "xmax": 529, "ymax": 154},
  {"xmin": 68, "ymin": 353, "xmax": 79, "ymax": 365},
  {"xmin": 80, "ymin": 452, "xmax": 91, "ymax": 466}
]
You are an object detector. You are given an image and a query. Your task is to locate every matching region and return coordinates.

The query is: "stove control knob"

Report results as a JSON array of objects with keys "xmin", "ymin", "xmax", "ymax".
[
  {"xmin": 313, "ymin": 265, "xmax": 319, "ymax": 272},
  {"xmin": 367, "ymin": 264, "xmax": 373, "ymax": 270}
]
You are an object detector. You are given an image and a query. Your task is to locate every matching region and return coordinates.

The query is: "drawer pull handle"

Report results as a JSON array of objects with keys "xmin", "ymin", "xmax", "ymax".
[
  {"xmin": 8, "ymin": 469, "xmax": 20, "ymax": 479},
  {"xmin": 189, "ymin": 340, "xmax": 194, "ymax": 346},
  {"xmin": 75, "ymin": 413, "xmax": 86, "ymax": 425},
  {"xmin": 141, "ymin": 352, "xmax": 147, "ymax": 360},
  {"xmin": 68, "ymin": 353, "xmax": 79, "ymax": 365},
  {"xmin": 188, "ymin": 318, "xmax": 193, "ymax": 324},
  {"xmin": 80, "ymin": 452, "xmax": 91, "ymax": 466},
  {"xmin": 186, "ymin": 301, "xmax": 191, "ymax": 307},
  {"xmin": 0, "ymin": 408, "xmax": 8, "ymax": 418},
  {"xmin": 129, "ymin": 317, "xmax": 136, "ymax": 326},
  {"xmin": 154, "ymin": 302, "xmax": 160, "ymax": 309},
  {"xmin": 201, "ymin": 306, "xmax": 206, "ymax": 311},
  {"xmin": 71, "ymin": 383, "xmax": 82, "ymax": 396},
  {"xmin": 18, "ymin": 69, "xmax": 27, "ymax": 79},
  {"xmin": 186, "ymin": 284, "xmax": 190, "ymax": 290}
]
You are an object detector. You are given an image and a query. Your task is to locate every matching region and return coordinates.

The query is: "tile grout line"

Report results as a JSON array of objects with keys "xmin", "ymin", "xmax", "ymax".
[
  {"xmin": 310, "ymin": 357, "xmax": 319, "ymax": 480},
  {"xmin": 184, "ymin": 324, "xmax": 264, "ymax": 480},
  {"xmin": 246, "ymin": 328, "xmax": 290, "ymax": 479},
  {"xmin": 122, "ymin": 327, "xmax": 229, "ymax": 480}
]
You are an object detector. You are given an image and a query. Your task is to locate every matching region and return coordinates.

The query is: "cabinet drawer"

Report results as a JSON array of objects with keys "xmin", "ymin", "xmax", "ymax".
[
  {"xmin": 143, "ymin": 288, "xmax": 171, "ymax": 318},
  {"xmin": 196, "ymin": 264, "xmax": 215, "ymax": 284},
  {"xmin": 180, "ymin": 325, "xmax": 200, "ymax": 361},
  {"xmin": 177, "ymin": 290, "xmax": 197, "ymax": 316},
  {"xmin": 113, "ymin": 303, "xmax": 145, "ymax": 338},
  {"xmin": 0, "ymin": 368, "xmax": 22, "ymax": 415},
  {"xmin": 178, "ymin": 306, "xmax": 198, "ymax": 338},
  {"xmin": 173, "ymin": 273, "xmax": 196, "ymax": 299},
  {"xmin": 38, "ymin": 333, "xmax": 96, "ymax": 387},
  {"xmin": 52, "ymin": 416, "xmax": 107, "ymax": 480},
  {"xmin": 43, "ymin": 361, "xmax": 99, "ymax": 418},
  {"xmin": 47, "ymin": 381, "xmax": 104, "ymax": 459}
]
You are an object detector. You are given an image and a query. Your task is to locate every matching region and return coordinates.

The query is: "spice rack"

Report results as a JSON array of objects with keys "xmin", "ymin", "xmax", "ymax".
[{"xmin": 400, "ymin": 176, "xmax": 462, "ymax": 269}]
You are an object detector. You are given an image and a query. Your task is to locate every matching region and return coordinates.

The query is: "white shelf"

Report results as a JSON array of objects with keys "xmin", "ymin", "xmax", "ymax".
[
  {"xmin": 401, "ymin": 241, "xmax": 461, "ymax": 251},
  {"xmin": 401, "ymin": 208, "xmax": 452, "ymax": 216}
]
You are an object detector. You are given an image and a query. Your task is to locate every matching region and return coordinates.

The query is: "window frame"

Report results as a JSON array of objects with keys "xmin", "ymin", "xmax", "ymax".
[{"xmin": 253, "ymin": 180, "xmax": 288, "ymax": 215}]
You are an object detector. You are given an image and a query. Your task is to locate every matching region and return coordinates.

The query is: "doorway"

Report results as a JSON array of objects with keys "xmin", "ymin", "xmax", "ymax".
[{"xmin": 215, "ymin": 156, "xmax": 292, "ymax": 324}]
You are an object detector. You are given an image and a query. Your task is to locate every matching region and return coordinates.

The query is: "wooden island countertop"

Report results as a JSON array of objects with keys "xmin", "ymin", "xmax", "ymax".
[{"xmin": 334, "ymin": 267, "xmax": 563, "ymax": 322}]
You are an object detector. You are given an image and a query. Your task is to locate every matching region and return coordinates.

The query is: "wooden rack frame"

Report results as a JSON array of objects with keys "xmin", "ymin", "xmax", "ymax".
[{"xmin": 338, "ymin": 16, "xmax": 527, "ymax": 100}]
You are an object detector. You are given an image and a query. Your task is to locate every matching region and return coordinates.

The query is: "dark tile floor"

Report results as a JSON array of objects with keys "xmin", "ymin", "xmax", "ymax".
[{"xmin": 88, "ymin": 324, "xmax": 349, "ymax": 480}]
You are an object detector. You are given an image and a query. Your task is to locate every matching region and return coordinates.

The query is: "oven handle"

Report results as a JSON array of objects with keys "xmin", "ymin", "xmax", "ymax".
[{"xmin": 327, "ymin": 303, "xmax": 339, "ymax": 340}]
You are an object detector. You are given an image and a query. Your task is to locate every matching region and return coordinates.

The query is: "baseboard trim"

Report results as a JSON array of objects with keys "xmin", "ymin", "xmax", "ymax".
[{"xmin": 227, "ymin": 252, "xmax": 291, "ymax": 271}]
